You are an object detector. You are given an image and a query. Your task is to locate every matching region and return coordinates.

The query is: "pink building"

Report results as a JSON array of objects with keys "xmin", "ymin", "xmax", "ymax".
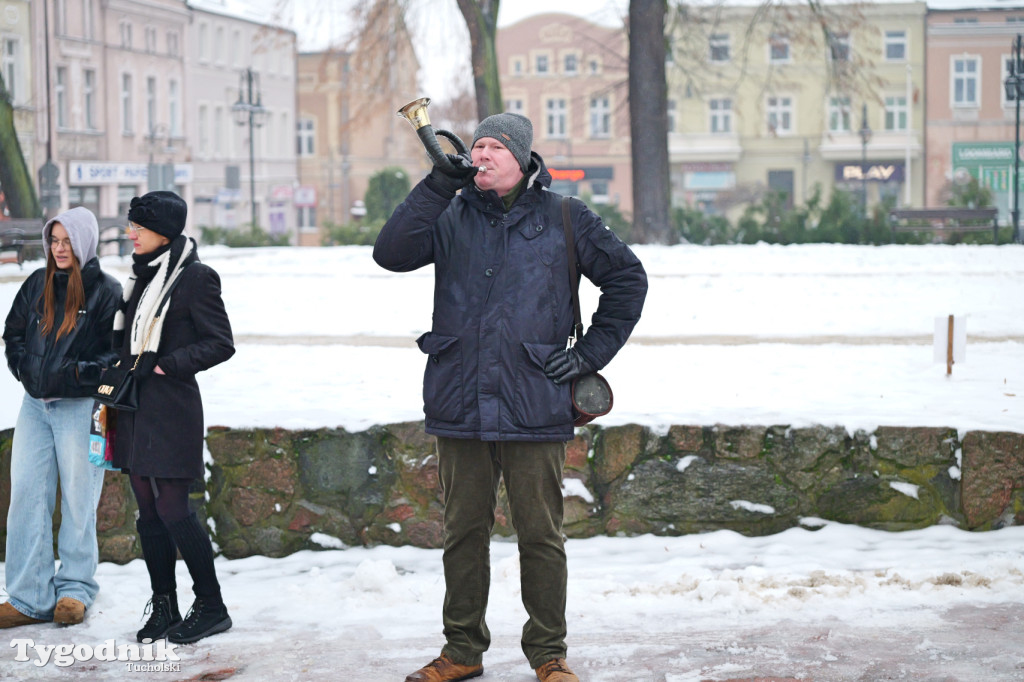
[
  {"xmin": 496, "ymin": 13, "xmax": 632, "ymax": 213},
  {"xmin": 925, "ymin": 4, "xmax": 1024, "ymax": 224}
]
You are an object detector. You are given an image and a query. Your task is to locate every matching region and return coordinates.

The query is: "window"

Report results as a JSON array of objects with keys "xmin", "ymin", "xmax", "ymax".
[
  {"xmin": 564, "ymin": 53, "xmax": 578, "ymax": 75},
  {"xmin": 2, "ymin": 38, "xmax": 18, "ymax": 102},
  {"xmin": 827, "ymin": 96, "xmax": 851, "ymax": 132},
  {"xmin": 56, "ymin": 67, "xmax": 68, "ymax": 128},
  {"xmin": 589, "ymin": 96, "xmax": 610, "ymax": 137},
  {"xmin": 884, "ymin": 30, "xmax": 906, "ymax": 61},
  {"xmin": 55, "ymin": 0, "xmax": 67, "ymax": 34},
  {"xmin": 767, "ymin": 170, "xmax": 795, "ymax": 208},
  {"xmin": 710, "ymin": 34, "xmax": 730, "ymax": 62},
  {"xmin": 710, "ymin": 98, "xmax": 732, "ymax": 133},
  {"xmin": 952, "ymin": 57, "xmax": 979, "ymax": 107},
  {"xmin": 167, "ymin": 31, "xmax": 179, "ymax": 57},
  {"xmin": 545, "ymin": 98, "xmax": 566, "ymax": 138},
  {"xmin": 828, "ymin": 32, "xmax": 850, "ymax": 62},
  {"xmin": 198, "ymin": 105, "xmax": 209, "ymax": 155},
  {"xmin": 169, "ymin": 79, "xmax": 180, "ymax": 137},
  {"xmin": 767, "ymin": 96, "xmax": 792, "ymax": 134},
  {"xmin": 145, "ymin": 27, "xmax": 157, "ymax": 53},
  {"xmin": 512, "ymin": 58, "xmax": 523, "ymax": 76},
  {"xmin": 885, "ymin": 96, "xmax": 907, "ymax": 131},
  {"xmin": 215, "ymin": 27, "xmax": 225, "ymax": 64},
  {"xmin": 769, "ymin": 34, "xmax": 790, "ymax": 63},
  {"xmin": 231, "ymin": 30, "xmax": 241, "ymax": 65},
  {"xmin": 198, "ymin": 23, "xmax": 208, "ymax": 61},
  {"xmin": 297, "ymin": 206, "xmax": 316, "ymax": 230},
  {"xmin": 146, "ymin": 76, "xmax": 156, "ymax": 133},
  {"xmin": 296, "ymin": 118, "xmax": 314, "ymax": 156},
  {"xmin": 536, "ymin": 54, "xmax": 549, "ymax": 75},
  {"xmin": 953, "ymin": 17, "xmax": 978, "ymax": 24},
  {"xmin": 667, "ymin": 99, "xmax": 676, "ymax": 133},
  {"xmin": 121, "ymin": 73, "xmax": 133, "ymax": 133},
  {"xmin": 505, "ymin": 99, "xmax": 524, "ymax": 115},
  {"xmin": 120, "ymin": 20, "xmax": 132, "ymax": 49},
  {"xmin": 588, "ymin": 58, "xmax": 600, "ymax": 75},
  {"xmin": 589, "ymin": 181, "xmax": 609, "ymax": 204},
  {"xmin": 83, "ymin": 0, "xmax": 95, "ymax": 39},
  {"xmin": 214, "ymin": 106, "xmax": 223, "ymax": 156},
  {"xmin": 84, "ymin": 69, "xmax": 96, "ymax": 129}
]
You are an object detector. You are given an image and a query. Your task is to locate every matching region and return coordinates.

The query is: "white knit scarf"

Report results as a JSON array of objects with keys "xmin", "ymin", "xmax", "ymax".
[{"xmin": 114, "ymin": 238, "xmax": 195, "ymax": 357}]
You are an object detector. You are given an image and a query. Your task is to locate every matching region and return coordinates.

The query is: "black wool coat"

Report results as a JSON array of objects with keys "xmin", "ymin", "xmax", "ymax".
[
  {"xmin": 111, "ymin": 255, "xmax": 234, "ymax": 480},
  {"xmin": 374, "ymin": 152, "xmax": 648, "ymax": 442}
]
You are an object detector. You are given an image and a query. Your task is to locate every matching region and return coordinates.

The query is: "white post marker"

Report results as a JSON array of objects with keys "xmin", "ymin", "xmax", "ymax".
[{"xmin": 934, "ymin": 314, "xmax": 966, "ymax": 376}]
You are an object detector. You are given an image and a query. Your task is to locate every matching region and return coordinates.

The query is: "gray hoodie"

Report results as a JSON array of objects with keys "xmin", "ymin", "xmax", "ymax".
[{"xmin": 42, "ymin": 206, "xmax": 99, "ymax": 266}]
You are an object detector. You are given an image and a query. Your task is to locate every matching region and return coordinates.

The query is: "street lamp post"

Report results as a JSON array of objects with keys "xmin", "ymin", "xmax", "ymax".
[
  {"xmin": 1005, "ymin": 34, "xmax": 1023, "ymax": 244},
  {"xmin": 858, "ymin": 103, "xmax": 872, "ymax": 218},
  {"xmin": 232, "ymin": 69, "xmax": 267, "ymax": 230}
]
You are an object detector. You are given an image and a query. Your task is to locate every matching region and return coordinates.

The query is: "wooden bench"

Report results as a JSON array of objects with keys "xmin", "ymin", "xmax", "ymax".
[
  {"xmin": 0, "ymin": 217, "xmax": 133, "ymax": 266},
  {"xmin": 888, "ymin": 208, "xmax": 1000, "ymax": 244}
]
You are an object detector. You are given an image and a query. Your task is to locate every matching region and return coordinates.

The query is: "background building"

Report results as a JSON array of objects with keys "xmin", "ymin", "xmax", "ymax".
[
  {"xmin": 497, "ymin": 13, "xmax": 632, "ymax": 212},
  {"xmin": 665, "ymin": 2, "xmax": 926, "ymax": 221},
  {"xmin": 295, "ymin": 32, "xmax": 423, "ymax": 246},
  {"xmin": 187, "ymin": 1, "xmax": 298, "ymax": 240},
  {"xmin": 925, "ymin": 4, "xmax": 1024, "ymax": 224}
]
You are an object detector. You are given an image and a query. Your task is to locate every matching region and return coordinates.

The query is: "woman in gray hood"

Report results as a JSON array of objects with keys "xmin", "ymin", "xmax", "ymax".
[{"xmin": 1, "ymin": 206, "xmax": 122, "ymax": 629}]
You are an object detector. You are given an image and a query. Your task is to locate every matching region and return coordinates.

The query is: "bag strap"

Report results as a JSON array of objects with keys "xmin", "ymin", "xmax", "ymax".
[
  {"xmin": 129, "ymin": 262, "xmax": 194, "ymax": 372},
  {"xmin": 561, "ymin": 196, "xmax": 584, "ymax": 346}
]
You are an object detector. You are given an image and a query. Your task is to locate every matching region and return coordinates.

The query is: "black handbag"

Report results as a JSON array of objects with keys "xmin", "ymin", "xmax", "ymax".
[
  {"xmin": 561, "ymin": 197, "xmax": 614, "ymax": 426},
  {"xmin": 94, "ymin": 362, "xmax": 139, "ymax": 411},
  {"xmin": 94, "ymin": 263, "xmax": 192, "ymax": 411}
]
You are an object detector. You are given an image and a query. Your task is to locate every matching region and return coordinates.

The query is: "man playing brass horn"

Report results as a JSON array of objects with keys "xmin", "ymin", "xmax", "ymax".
[{"xmin": 374, "ymin": 112, "xmax": 647, "ymax": 682}]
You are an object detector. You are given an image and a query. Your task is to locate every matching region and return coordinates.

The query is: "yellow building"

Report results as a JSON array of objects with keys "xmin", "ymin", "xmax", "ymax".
[{"xmin": 666, "ymin": 2, "xmax": 926, "ymax": 221}]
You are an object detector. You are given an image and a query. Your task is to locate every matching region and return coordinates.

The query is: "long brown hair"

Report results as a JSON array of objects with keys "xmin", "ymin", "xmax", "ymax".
[{"xmin": 38, "ymin": 246, "xmax": 85, "ymax": 340}]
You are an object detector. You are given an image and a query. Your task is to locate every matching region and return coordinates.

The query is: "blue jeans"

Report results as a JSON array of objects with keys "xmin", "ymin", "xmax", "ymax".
[{"xmin": 4, "ymin": 395, "xmax": 104, "ymax": 620}]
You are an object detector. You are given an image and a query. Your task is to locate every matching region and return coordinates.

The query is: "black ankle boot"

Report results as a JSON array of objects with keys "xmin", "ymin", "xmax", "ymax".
[
  {"xmin": 167, "ymin": 597, "xmax": 232, "ymax": 644},
  {"xmin": 136, "ymin": 593, "xmax": 182, "ymax": 643}
]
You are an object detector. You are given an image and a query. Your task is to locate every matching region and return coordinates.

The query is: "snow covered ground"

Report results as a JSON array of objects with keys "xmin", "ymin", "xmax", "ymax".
[{"xmin": 0, "ymin": 243, "xmax": 1022, "ymax": 680}]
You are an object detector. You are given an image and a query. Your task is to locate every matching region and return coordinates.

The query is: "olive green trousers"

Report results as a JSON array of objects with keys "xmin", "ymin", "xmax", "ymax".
[{"xmin": 436, "ymin": 437, "xmax": 568, "ymax": 670}]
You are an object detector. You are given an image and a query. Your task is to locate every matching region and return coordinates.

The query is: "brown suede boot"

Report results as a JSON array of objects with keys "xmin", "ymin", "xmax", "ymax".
[
  {"xmin": 0, "ymin": 602, "xmax": 46, "ymax": 628},
  {"xmin": 53, "ymin": 597, "xmax": 86, "ymax": 626},
  {"xmin": 404, "ymin": 653, "xmax": 483, "ymax": 682},
  {"xmin": 535, "ymin": 658, "xmax": 579, "ymax": 682}
]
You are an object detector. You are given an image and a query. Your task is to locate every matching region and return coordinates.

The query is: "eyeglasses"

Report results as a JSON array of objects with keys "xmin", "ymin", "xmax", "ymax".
[
  {"xmin": 125, "ymin": 224, "xmax": 147, "ymax": 236},
  {"xmin": 49, "ymin": 237, "xmax": 72, "ymax": 250}
]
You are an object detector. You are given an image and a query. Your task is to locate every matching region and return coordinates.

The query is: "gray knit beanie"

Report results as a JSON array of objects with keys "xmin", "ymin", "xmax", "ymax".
[
  {"xmin": 43, "ymin": 206, "xmax": 99, "ymax": 265},
  {"xmin": 473, "ymin": 113, "xmax": 533, "ymax": 172}
]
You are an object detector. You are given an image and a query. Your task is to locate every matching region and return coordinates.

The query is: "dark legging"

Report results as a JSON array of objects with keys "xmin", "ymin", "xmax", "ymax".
[
  {"xmin": 129, "ymin": 475, "xmax": 222, "ymax": 604},
  {"xmin": 129, "ymin": 475, "xmax": 193, "ymax": 525}
]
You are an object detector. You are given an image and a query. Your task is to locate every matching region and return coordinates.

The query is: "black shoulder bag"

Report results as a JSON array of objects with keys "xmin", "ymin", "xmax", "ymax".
[{"xmin": 561, "ymin": 197, "xmax": 614, "ymax": 426}]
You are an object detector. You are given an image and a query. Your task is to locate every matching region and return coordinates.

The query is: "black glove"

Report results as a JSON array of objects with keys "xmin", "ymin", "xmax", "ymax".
[
  {"xmin": 423, "ymin": 153, "xmax": 478, "ymax": 196},
  {"xmin": 544, "ymin": 348, "xmax": 593, "ymax": 385}
]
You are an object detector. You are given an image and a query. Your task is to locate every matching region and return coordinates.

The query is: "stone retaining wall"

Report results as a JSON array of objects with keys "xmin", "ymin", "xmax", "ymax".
[{"xmin": 0, "ymin": 423, "xmax": 1021, "ymax": 563}]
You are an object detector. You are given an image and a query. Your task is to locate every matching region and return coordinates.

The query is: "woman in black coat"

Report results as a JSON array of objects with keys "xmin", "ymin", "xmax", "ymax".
[{"xmin": 110, "ymin": 191, "xmax": 234, "ymax": 645}]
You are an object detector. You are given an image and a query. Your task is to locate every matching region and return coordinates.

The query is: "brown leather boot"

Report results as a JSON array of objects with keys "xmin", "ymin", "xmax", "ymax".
[
  {"xmin": 0, "ymin": 602, "xmax": 46, "ymax": 628},
  {"xmin": 54, "ymin": 597, "xmax": 86, "ymax": 626},
  {"xmin": 404, "ymin": 653, "xmax": 483, "ymax": 682},
  {"xmin": 535, "ymin": 658, "xmax": 579, "ymax": 682}
]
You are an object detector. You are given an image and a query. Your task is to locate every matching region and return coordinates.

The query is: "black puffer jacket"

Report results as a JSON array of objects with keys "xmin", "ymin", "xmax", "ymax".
[
  {"xmin": 374, "ymin": 152, "xmax": 648, "ymax": 442},
  {"xmin": 3, "ymin": 257, "xmax": 122, "ymax": 399}
]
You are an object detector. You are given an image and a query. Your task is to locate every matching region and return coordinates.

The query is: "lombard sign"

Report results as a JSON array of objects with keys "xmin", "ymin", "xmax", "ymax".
[
  {"xmin": 951, "ymin": 142, "xmax": 1023, "ymax": 191},
  {"xmin": 68, "ymin": 162, "xmax": 193, "ymax": 186},
  {"xmin": 835, "ymin": 162, "xmax": 904, "ymax": 183}
]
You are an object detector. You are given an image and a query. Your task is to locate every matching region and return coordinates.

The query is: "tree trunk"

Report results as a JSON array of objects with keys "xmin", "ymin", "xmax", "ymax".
[
  {"xmin": 455, "ymin": 0, "xmax": 502, "ymax": 121},
  {"xmin": 0, "ymin": 74, "xmax": 41, "ymax": 219},
  {"xmin": 628, "ymin": 0, "xmax": 674, "ymax": 244}
]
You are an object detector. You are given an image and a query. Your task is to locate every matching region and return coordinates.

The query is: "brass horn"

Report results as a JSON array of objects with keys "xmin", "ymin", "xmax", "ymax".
[{"xmin": 397, "ymin": 97, "xmax": 485, "ymax": 176}]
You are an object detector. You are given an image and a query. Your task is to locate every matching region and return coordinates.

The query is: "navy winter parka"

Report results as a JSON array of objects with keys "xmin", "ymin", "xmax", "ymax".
[{"xmin": 373, "ymin": 152, "xmax": 647, "ymax": 442}]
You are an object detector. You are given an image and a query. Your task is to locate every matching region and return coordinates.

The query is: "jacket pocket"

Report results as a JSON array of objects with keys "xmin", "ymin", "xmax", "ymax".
[
  {"xmin": 416, "ymin": 332, "xmax": 464, "ymax": 423},
  {"xmin": 514, "ymin": 342, "xmax": 572, "ymax": 429}
]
